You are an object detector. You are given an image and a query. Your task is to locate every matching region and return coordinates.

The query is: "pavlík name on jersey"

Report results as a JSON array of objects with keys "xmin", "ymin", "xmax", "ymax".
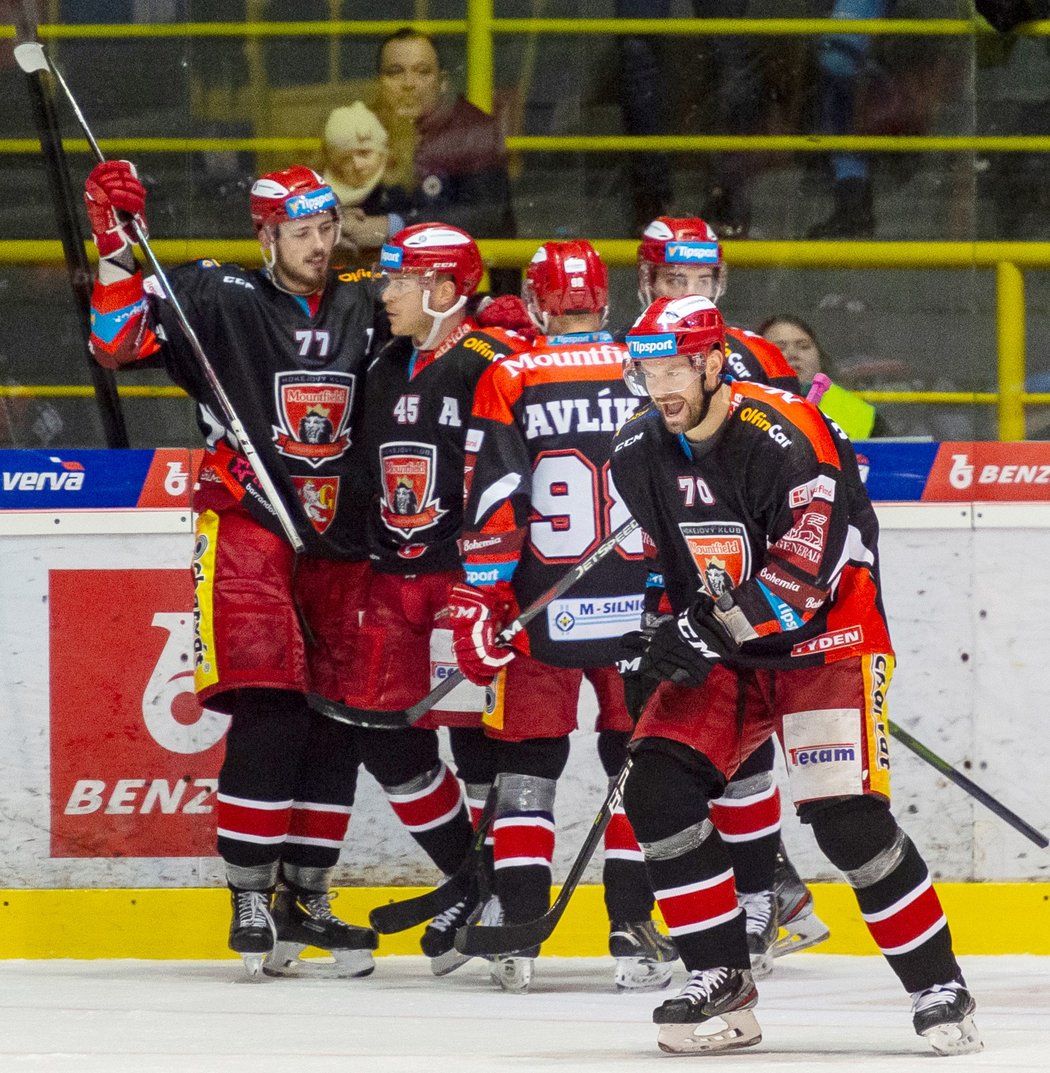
[
  {"xmin": 679, "ymin": 521, "xmax": 752, "ymax": 598},
  {"xmin": 271, "ymin": 371, "xmax": 355, "ymax": 467},
  {"xmin": 379, "ymin": 442, "xmax": 447, "ymax": 536}
]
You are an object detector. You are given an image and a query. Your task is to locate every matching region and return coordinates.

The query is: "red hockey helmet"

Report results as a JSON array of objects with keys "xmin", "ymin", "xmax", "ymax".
[
  {"xmin": 522, "ymin": 240, "xmax": 608, "ymax": 329},
  {"xmin": 377, "ymin": 222, "xmax": 484, "ymax": 297},
  {"xmin": 249, "ymin": 165, "xmax": 341, "ymax": 233},
  {"xmin": 623, "ymin": 295, "xmax": 725, "ymax": 397},
  {"xmin": 637, "ymin": 216, "xmax": 727, "ymax": 304}
]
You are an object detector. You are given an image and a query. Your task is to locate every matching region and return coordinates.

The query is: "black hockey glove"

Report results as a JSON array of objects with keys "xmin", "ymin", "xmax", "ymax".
[
  {"xmin": 641, "ymin": 597, "xmax": 732, "ymax": 688},
  {"xmin": 616, "ymin": 630, "xmax": 661, "ymax": 723}
]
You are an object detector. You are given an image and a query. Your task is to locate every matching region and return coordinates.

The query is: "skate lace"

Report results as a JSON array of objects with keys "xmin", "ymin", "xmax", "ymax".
[
  {"xmin": 912, "ymin": 980, "xmax": 964, "ymax": 1015},
  {"xmin": 234, "ymin": 890, "xmax": 271, "ymax": 929},
  {"xmin": 428, "ymin": 898, "xmax": 467, "ymax": 934},
  {"xmin": 678, "ymin": 967, "xmax": 729, "ymax": 1002},
  {"xmin": 739, "ymin": 891, "xmax": 773, "ymax": 932},
  {"xmin": 300, "ymin": 890, "xmax": 338, "ymax": 922}
]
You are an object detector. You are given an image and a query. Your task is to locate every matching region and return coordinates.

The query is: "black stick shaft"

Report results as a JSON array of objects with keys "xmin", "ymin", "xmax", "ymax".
[
  {"xmin": 889, "ymin": 720, "xmax": 1047, "ymax": 848},
  {"xmin": 15, "ymin": 21, "xmax": 128, "ymax": 447}
]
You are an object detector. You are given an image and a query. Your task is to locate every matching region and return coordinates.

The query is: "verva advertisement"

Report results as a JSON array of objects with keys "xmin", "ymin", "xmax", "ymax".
[{"xmin": 49, "ymin": 568, "xmax": 229, "ymax": 858}]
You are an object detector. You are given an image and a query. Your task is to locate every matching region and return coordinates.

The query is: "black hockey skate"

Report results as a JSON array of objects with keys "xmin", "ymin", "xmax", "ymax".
[
  {"xmin": 609, "ymin": 919, "xmax": 679, "ymax": 992},
  {"xmin": 772, "ymin": 842, "xmax": 830, "ymax": 957},
  {"xmin": 228, "ymin": 888, "xmax": 276, "ymax": 978},
  {"xmin": 653, "ymin": 966, "xmax": 761, "ymax": 1054},
  {"xmin": 264, "ymin": 888, "xmax": 378, "ymax": 979},
  {"xmin": 911, "ymin": 979, "xmax": 983, "ymax": 1056},
  {"xmin": 740, "ymin": 890, "xmax": 778, "ymax": 979},
  {"xmin": 422, "ymin": 892, "xmax": 501, "ymax": 977}
]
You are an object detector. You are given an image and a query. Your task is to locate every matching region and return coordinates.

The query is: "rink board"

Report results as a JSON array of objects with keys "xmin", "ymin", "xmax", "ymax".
[
  {"xmin": 1, "ymin": 446, "xmax": 1049, "ymax": 963},
  {"xmin": 1, "ymin": 882, "xmax": 1047, "ymax": 959}
]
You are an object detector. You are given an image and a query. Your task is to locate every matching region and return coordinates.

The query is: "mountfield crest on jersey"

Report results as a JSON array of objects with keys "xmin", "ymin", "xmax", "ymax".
[
  {"xmin": 679, "ymin": 521, "xmax": 752, "ymax": 599},
  {"xmin": 379, "ymin": 442, "xmax": 447, "ymax": 536},
  {"xmin": 292, "ymin": 475, "xmax": 339, "ymax": 534},
  {"xmin": 271, "ymin": 372, "xmax": 356, "ymax": 467}
]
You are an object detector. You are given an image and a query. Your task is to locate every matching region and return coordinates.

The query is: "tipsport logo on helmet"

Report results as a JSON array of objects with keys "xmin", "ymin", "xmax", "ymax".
[
  {"xmin": 627, "ymin": 333, "xmax": 677, "ymax": 358},
  {"xmin": 284, "ymin": 187, "xmax": 338, "ymax": 218},
  {"xmin": 665, "ymin": 242, "xmax": 719, "ymax": 264},
  {"xmin": 380, "ymin": 245, "xmax": 404, "ymax": 269}
]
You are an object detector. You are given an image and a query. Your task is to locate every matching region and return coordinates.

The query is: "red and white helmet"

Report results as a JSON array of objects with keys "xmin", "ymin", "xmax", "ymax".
[
  {"xmin": 378, "ymin": 223, "xmax": 484, "ymax": 297},
  {"xmin": 522, "ymin": 240, "xmax": 608, "ymax": 331},
  {"xmin": 249, "ymin": 165, "xmax": 341, "ymax": 233},
  {"xmin": 377, "ymin": 223, "xmax": 483, "ymax": 349},
  {"xmin": 637, "ymin": 216, "xmax": 727, "ymax": 305},
  {"xmin": 623, "ymin": 295, "xmax": 725, "ymax": 397}
]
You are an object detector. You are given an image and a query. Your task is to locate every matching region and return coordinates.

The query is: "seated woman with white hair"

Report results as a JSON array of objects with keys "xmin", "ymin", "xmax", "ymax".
[{"xmin": 320, "ymin": 101, "xmax": 410, "ymax": 264}]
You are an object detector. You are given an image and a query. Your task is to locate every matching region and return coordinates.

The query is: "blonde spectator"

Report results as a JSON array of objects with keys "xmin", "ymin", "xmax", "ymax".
[{"xmin": 320, "ymin": 102, "xmax": 404, "ymax": 263}]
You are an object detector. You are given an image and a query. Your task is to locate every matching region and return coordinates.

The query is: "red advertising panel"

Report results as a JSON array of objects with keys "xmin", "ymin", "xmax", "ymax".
[
  {"xmin": 49, "ymin": 569, "xmax": 228, "ymax": 858},
  {"xmin": 924, "ymin": 443, "xmax": 1050, "ymax": 501}
]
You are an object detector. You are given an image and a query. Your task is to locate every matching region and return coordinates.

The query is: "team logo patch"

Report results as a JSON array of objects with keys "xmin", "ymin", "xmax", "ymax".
[
  {"xmin": 379, "ymin": 442, "xmax": 447, "ymax": 536},
  {"xmin": 679, "ymin": 521, "xmax": 751, "ymax": 599},
  {"xmin": 292, "ymin": 475, "xmax": 339, "ymax": 534},
  {"xmin": 272, "ymin": 371, "xmax": 355, "ymax": 468}
]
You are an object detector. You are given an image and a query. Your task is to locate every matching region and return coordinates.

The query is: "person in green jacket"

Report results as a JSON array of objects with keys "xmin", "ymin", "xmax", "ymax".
[{"xmin": 759, "ymin": 315, "xmax": 893, "ymax": 440}]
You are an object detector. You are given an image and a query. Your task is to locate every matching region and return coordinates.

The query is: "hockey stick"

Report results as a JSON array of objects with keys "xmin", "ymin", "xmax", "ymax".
[
  {"xmin": 11, "ymin": 16, "xmax": 128, "ymax": 447},
  {"xmin": 307, "ymin": 515, "xmax": 642, "ymax": 729},
  {"xmin": 888, "ymin": 719, "xmax": 1047, "ymax": 849},
  {"xmin": 455, "ymin": 757, "xmax": 633, "ymax": 956},
  {"xmin": 13, "ymin": 40, "xmax": 305, "ymax": 553},
  {"xmin": 369, "ymin": 785, "xmax": 497, "ymax": 934}
]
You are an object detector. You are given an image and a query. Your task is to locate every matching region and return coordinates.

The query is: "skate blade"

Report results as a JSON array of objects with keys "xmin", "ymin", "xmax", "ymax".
[
  {"xmin": 657, "ymin": 1010, "xmax": 762, "ymax": 1054},
  {"xmin": 615, "ymin": 958, "xmax": 675, "ymax": 993},
  {"xmin": 490, "ymin": 958, "xmax": 533, "ymax": 994},
  {"xmin": 239, "ymin": 953, "xmax": 268, "ymax": 979},
  {"xmin": 922, "ymin": 1014, "xmax": 983, "ymax": 1056},
  {"xmin": 430, "ymin": 947, "xmax": 476, "ymax": 977},
  {"xmin": 748, "ymin": 950, "xmax": 775, "ymax": 979},
  {"xmin": 772, "ymin": 910, "xmax": 831, "ymax": 957},
  {"xmin": 263, "ymin": 942, "xmax": 375, "ymax": 980}
]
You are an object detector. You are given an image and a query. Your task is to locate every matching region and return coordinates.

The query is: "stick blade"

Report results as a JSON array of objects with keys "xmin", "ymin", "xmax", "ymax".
[
  {"xmin": 14, "ymin": 41, "xmax": 49, "ymax": 74},
  {"xmin": 305, "ymin": 692, "xmax": 412, "ymax": 730},
  {"xmin": 455, "ymin": 918, "xmax": 553, "ymax": 957}
]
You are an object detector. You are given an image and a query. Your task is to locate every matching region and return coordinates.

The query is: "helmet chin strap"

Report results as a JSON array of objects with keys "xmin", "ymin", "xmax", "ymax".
[
  {"xmin": 691, "ymin": 352, "xmax": 725, "ymax": 427},
  {"xmin": 418, "ymin": 288, "xmax": 467, "ymax": 350}
]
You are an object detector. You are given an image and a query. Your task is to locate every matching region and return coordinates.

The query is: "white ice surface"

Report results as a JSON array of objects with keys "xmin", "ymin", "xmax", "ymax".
[{"xmin": 0, "ymin": 955, "xmax": 1046, "ymax": 1072}]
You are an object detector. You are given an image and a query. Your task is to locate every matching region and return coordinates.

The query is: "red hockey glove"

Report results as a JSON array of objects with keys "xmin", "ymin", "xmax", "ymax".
[
  {"xmin": 474, "ymin": 295, "xmax": 538, "ymax": 342},
  {"xmin": 84, "ymin": 160, "xmax": 147, "ymax": 259},
  {"xmin": 448, "ymin": 581, "xmax": 516, "ymax": 686}
]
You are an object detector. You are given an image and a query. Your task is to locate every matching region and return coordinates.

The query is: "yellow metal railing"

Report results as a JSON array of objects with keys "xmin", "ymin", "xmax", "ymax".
[
  {"xmin": 0, "ymin": 238, "xmax": 1045, "ymax": 441},
  {"xmin": 2, "ymin": 12, "xmax": 1048, "ymax": 440}
]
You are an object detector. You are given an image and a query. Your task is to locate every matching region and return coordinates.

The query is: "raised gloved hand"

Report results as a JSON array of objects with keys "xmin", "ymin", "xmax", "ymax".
[
  {"xmin": 84, "ymin": 160, "xmax": 147, "ymax": 259},
  {"xmin": 639, "ymin": 596, "xmax": 732, "ymax": 688},
  {"xmin": 474, "ymin": 295, "xmax": 538, "ymax": 342},
  {"xmin": 448, "ymin": 581, "xmax": 516, "ymax": 685}
]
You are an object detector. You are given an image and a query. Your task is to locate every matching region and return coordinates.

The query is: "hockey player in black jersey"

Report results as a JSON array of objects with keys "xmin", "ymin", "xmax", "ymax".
[
  {"xmin": 87, "ymin": 161, "xmax": 385, "ymax": 978},
  {"xmin": 632, "ymin": 215, "xmax": 829, "ymax": 967},
  {"xmin": 340, "ymin": 223, "xmax": 528, "ymax": 974},
  {"xmin": 609, "ymin": 295, "xmax": 980, "ymax": 1057}
]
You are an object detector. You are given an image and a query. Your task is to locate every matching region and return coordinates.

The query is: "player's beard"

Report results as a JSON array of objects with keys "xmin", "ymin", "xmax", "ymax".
[
  {"xmin": 652, "ymin": 388, "xmax": 704, "ymax": 435},
  {"xmin": 274, "ymin": 249, "xmax": 329, "ymax": 295}
]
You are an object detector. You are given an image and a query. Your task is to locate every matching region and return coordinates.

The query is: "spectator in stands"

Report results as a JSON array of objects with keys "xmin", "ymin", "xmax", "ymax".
[
  {"xmin": 615, "ymin": 1, "xmax": 772, "ymax": 238},
  {"xmin": 759, "ymin": 314, "xmax": 894, "ymax": 439},
  {"xmin": 340, "ymin": 27, "xmax": 517, "ymax": 293},
  {"xmin": 320, "ymin": 101, "xmax": 408, "ymax": 265}
]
